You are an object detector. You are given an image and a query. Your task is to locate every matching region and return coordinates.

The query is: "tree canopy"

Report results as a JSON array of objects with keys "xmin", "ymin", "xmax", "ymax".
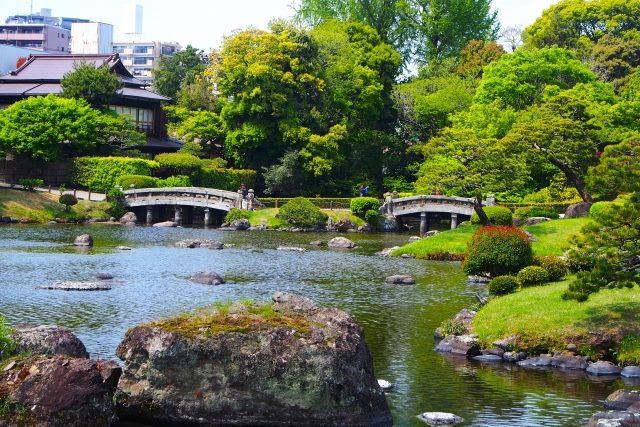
[
  {"xmin": 60, "ymin": 61, "xmax": 122, "ymax": 109},
  {"xmin": 153, "ymin": 46, "xmax": 206, "ymax": 99}
]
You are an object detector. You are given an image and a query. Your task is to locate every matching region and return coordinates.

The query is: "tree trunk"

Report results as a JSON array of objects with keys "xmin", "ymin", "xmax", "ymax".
[
  {"xmin": 473, "ymin": 193, "xmax": 492, "ymax": 226},
  {"xmin": 545, "ymin": 155, "xmax": 594, "ymax": 204}
]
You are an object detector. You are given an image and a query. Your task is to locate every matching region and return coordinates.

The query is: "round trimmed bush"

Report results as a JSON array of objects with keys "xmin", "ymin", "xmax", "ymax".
[
  {"xmin": 534, "ymin": 256, "xmax": 567, "ymax": 281},
  {"xmin": 116, "ymin": 174, "xmax": 158, "ymax": 189},
  {"xmin": 589, "ymin": 201, "xmax": 622, "ymax": 221},
  {"xmin": 463, "ymin": 226, "xmax": 533, "ymax": 277},
  {"xmin": 514, "ymin": 206, "xmax": 560, "ymax": 220},
  {"xmin": 471, "ymin": 206, "xmax": 513, "ymax": 226},
  {"xmin": 364, "ymin": 209, "xmax": 379, "ymax": 224},
  {"xmin": 278, "ymin": 197, "xmax": 328, "ymax": 229},
  {"xmin": 224, "ymin": 208, "xmax": 251, "ymax": 223},
  {"xmin": 350, "ymin": 197, "xmax": 380, "ymax": 217},
  {"xmin": 517, "ymin": 266, "xmax": 549, "ymax": 287},
  {"xmin": 155, "ymin": 153, "xmax": 203, "ymax": 174},
  {"xmin": 488, "ymin": 275, "xmax": 519, "ymax": 296},
  {"xmin": 58, "ymin": 193, "xmax": 78, "ymax": 211}
]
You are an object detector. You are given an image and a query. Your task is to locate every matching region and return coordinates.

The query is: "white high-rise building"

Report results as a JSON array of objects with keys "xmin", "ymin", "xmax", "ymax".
[
  {"xmin": 121, "ymin": 4, "xmax": 143, "ymax": 37},
  {"xmin": 71, "ymin": 22, "xmax": 113, "ymax": 54}
]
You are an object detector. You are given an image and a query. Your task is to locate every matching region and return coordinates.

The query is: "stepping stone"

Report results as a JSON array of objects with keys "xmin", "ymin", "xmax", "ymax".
[{"xmin": 417, "ymin": 412, "xmax": 464, "ymax": 426}]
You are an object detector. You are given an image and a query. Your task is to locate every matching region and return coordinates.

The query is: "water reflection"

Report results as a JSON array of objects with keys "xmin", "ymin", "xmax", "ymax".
[{"xmin": 0, "ymin": 224, "xmax": 634, "ymax": 426}]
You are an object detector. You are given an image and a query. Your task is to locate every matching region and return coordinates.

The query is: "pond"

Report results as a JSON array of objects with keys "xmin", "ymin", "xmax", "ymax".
[{"xmin": 0, "ymin": 224, "xmax": 630, "ymax": 426}]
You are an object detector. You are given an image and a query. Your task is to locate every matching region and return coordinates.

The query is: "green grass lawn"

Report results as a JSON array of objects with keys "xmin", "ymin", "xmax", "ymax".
[
  {"xmin": 0, "ymin": 188, "xmax": 111, "ymax": 222},
  {"xmin": 473, "ymin": 279, "xmax": 640, "ymax": 363},
  {"xmin": 392, "ymin": 217, "xmax": 592, "ymax": 258}
]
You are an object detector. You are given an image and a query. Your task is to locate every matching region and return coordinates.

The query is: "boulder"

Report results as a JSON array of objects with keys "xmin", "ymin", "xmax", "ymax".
[
  {"xmin": 95, "ymin": 272, "xmax": 114, "ymax": 281},
  {"xmin": 503, "ymin": 351, "xmax": 527, "ymax": 363},
  {"xmin": 604, "ymin": 390, "xmax": 640, "ymax": 411},
  {"xmin": 424, "ymin": 230, "xmax": 439, "ymax": 237},
  {"xmin": 385, "ymin": 275, "xmax": 416, "ymax": 285},
  {"xmin": 115, "ymin": 294, "xmax": 391, "ymax": 426},
  {"xmin": 588, "ymin": 411, "xmax": 640, "ymax": 427},
  {"xmin": 526, "ymin": 217, "xmax": 550, "ymax": 226},
  {"xmin": 230, "ymin": 218, "xmax": 250, "ymax": 230},
  {"xmin": 587, "ymin": 361, "xmax": 621, "ymax": 376},
  {"xmin": 335, "ymin": 219, "xmax": 355, "ymax": 233},
  {"xmin": 38, "ymin": 281, "xmax": 111, "ymax": 291},
  {"xmin": 451, "ymin": 309, "xmax": 476, "ymax": 329},
  {"xmin": 565, "ymin": 202, "xmax": 592, "ymax": 218},
  {"xmin": 328, "ymin": 236, "xmax": 355, "ymax": 249},
  {"xmin": 0, "ymin": 355, "xmax": 120, "ymax": 427},
  {"xmin": 434, "ymin": 334, "xmax": 481, "ymax": 357},
  {"xmin": 11, "ymin": 325, "xmax": 89, "ymax": 358},
  {"xmin": 190, "ymin": 271, "xmax": 225, "ymax": 285},
  {"xmin": 416, "ymin": 412, "xmax": 464, "ymax": 426},
  {"xmin": 120, "ymin": 212, "xmax": 137, "ymax": 225},
  {"xmin": 517, "ymin": 356, "xmax": 553, "ymax": 368},
  {"xmin": 309, "ymin": 240, "xmax": 324, "ymax": 247},
  {"xmin": 153, "ymin": 221, "xmax": 177, "ymax": 227},
  {"xmin": 550, "ymin": 353, "xmax": 589, "ymax": 370},
  {"xmin": 73, "ymin": 234, "xmax": 93, "ymax": 247},
  {"xmin": 492, "ymin": 335, "xmax": 518, "ymax": 350},
  {"xmin": 622, "ymin": 366, "xmax": 640, "ymax": 378}
]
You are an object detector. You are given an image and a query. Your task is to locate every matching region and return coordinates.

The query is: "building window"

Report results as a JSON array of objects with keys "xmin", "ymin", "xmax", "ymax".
[
  {"xmin": 133, "ymin": 57, "xmax": 148, "ymax": 65},
  {"xmin": 109, "ymin": 105, "xmax": 154, "ymax": 134},
  {"xmin": 133, "ymin": 46, "xmax": 148, "ymax": 54}
]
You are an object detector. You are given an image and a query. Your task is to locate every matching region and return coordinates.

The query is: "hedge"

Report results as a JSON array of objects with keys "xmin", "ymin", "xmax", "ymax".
[
  {"xmin": 193, "ymin": 167, "xmax": 257, "ymax": 192},
  {"xmin": 471, "ymin": 206, "xmax": 513, "ymax": 226},
  {"xmin": 71, "ymin": 157, "xmax": 158, "ymax": 194},
  {"xmin": 350, "ymin": 197, "xmax": 380, "ymax": 217},
  {"xmin": 154, "ymin": 152, "xmax": 203, "ymax": 175},
  {"xmin": 116, "ymin": 174, "xmax": 158, "ymax": 189}
]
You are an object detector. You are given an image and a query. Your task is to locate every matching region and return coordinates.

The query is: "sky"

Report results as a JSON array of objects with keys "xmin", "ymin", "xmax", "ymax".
[{"xmin": 1, "ymin": 0, "xmax": 559, "ymax": 52}]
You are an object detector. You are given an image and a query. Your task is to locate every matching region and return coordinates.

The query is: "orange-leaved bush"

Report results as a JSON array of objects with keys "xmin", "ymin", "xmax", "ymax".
[{"xmin": 463, "ymin": 226, "xmax": 533, "ymax": 277}]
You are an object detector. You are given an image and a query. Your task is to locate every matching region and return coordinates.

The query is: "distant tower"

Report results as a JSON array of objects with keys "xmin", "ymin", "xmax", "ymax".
[{"xmin": 121, "ymin": 4, "xmax": 142, "ymax": 38}]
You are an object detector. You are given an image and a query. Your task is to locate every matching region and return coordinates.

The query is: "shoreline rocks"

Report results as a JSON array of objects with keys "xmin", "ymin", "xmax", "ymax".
[
  {"xmin": 11, "ymin": 325, "xmax": 90, "ymax": 359},
  {"xmin": 175, "ymin": 239, "xmax": 224, "ymax": 249},
  {"xmin": 115, "ymin": 293, "xmax": 392, "ymax": 426}
]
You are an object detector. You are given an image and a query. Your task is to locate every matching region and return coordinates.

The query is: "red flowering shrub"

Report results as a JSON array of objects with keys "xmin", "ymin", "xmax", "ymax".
[{"xmin": 463, "ymin": 226, "xmax": 533, "ymax": 277}]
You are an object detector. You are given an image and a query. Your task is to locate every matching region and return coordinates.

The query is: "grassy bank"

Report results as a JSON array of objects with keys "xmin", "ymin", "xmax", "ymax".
[
  {"xmin": 473, "ymin": 280, "xmax": 640, "ymax": 363},
  {"xmin": 0, "ymin": 188, "xmax": 111, "ymax": 223},
  {"xmin": 392, "ymin": 217, "xmax": 592, "ymax": 258},
  {"xmin": 240, "ymin": 208, "xmax": 365, "ymax": 229}
]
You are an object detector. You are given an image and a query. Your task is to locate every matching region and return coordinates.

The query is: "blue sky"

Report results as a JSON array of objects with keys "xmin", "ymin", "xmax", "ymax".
[{"xmin": 1, "ymin": 0, "xmax": 558, "ymax": 52}]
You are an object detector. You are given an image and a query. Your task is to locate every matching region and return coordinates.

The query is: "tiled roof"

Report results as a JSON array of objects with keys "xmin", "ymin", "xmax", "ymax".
[{"xmin": 119, "ymin": 87, "xmax": 170, "ymax": 102}]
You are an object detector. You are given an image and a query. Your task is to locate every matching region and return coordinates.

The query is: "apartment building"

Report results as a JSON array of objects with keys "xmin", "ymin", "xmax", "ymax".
[
  {"xmin": 112, "ymin": 40, "xmax": 181, "ymax": 86},
  {"xmin": 0, "ymin": 23, "xmax": 70, "ymax": 52}
]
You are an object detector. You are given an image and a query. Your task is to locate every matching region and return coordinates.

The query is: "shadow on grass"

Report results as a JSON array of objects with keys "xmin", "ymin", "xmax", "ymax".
[{"xmin": 575, "ymin": 302, "xmax": 640, "ymax": 332}]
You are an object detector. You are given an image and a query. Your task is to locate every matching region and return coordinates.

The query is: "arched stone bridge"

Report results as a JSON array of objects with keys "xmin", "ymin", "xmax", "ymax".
[
  {"xmin": 382, "ymin": 193, "xmax": 495, "ymax": 235},
  {"xmin": 121, "ymin": 187, "xmax": 254, "ymax": 226}
]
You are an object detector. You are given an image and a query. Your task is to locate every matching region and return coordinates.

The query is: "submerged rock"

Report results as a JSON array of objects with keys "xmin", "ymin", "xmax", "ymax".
[
  {"xmin": 587, "ymin": 361, "xmax": 621, "ymax": 376},
  {"xmin": 277, "ymin": 246, "xmax": 306, "ymax": 252},
  {"xmin": 376, "ymin": 246, "xmax": 399, "ymax": 257},
  {"xmin": 175, "ymin": 239, "xmax": 223, "ymax": 249},
  {"xmin": 416, "ymin": 412, "xmax": 464, "ymax": 426},
  {"xmin": 153, "ymin": 221, "xmax": 177, "ymax": 227},
  {"xmin": 517, "ymin": 356, "xmax": 553, "ymax": 368},
  {"xmin": 385, "ymin": 275, "xmax": 416, "ymax": 285},
  {"xmin": 0, "ymin": 355, "xmax": 120, "ymax": 427},
  {"xmin": 115, "ymin": 293, "xmax": 391, "ymax": 426},
  {"xmin": 11, "ymin": 325, "xmax": 89, "ymax": 358},
  {"xmin": 95, "ymin": 272, "xmax": 114, "ymax": 281},
  {"xmin": 473, "ymin": 354, "xmax": 503, "ymax": 363},
  {"xmin": 38, "ymin": 281, "xmax": 112, "ymax": 291},
  {"xmin": 378, "ymin": 379, "xmax": 393, "ymax": 391}
]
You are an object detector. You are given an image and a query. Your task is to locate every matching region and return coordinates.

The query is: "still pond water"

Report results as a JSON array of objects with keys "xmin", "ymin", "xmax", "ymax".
[{"xmin": 0, "ymin": 224, "xmax": 633, "ymax": 426}]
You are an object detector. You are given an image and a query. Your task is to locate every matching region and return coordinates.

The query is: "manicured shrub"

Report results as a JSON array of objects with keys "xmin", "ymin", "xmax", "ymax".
[
  {"xmin": 277, "ymin": 197, "xmax": 328, "ymax": 229},
  {"xmin": 534, "ymin": 256, "xmax": 568, "ymax": 281},
  {"xmin": 463, "ymin": 226, "xmax": 533, "ymax": 277},
  {"xmin": 224, "ymin": 208, "xmax": 251, "ymax": 223},
  {"xmin": 18, "ymin": 178, "xmax": 43, "ymax": 190},
  {"xmin": 514, "ymin": 206, "xmax": 560, "ymax": 220},
  {"xmin": 116, "ymin": 174, "xmax": 158, "ymax": 189},
  {"xmin": 157, "ymin": 175, "xmax": 192, "ymax": 188},
  {"xmin": 71, "ymin": 156, "xmax": 158, "ymax": 194},
  {"xmin": 193, "ymin": 167, "xmax": 257, "ymax": 192},
  {"xmin": 488, "ymin": 275, "xmax": 519, "ymax": 296},
  {"xmin": 154, "ymin": 152, "xmax": 203, "ymax": 174},
  {"xmin": 517, "ymin": 266, "xmax": 550, "ymax": 287},
  {"xmin": 350, "ymin": 197, "xmax": 380, "ymax": 217},
  {"xmin": 58, "ymin": 193, "xmax": 78, "ymax": 211},
  {"xmin": 470, "ymin": 206, "xmax": 513, "ymax": 226},
  {"xmin": 589, "ymin": 201, "xmax": 622, "ymax": 221},
  {"xmin": 364, "ymin": 209, "xmax": 380, "ymax": 224}
]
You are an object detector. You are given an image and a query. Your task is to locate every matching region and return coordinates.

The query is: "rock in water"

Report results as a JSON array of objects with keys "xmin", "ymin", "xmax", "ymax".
[
  {"xmin": 11, "ymin": 325, "xmax": 89, "ymax": 358},
  {"xmin": 417, "ymin": 412, "xmax": 464, "ymax": 426},
  {"xmin": 190, "ymin": 271, "xmax": 225, "ymax": 285},
  {"xmin": 327, "ymin": 236, "xmax": 355, "ymax": 248},
  {"xmin": 0, "ymin": 354, "xmax": 120, "ymax": 427},
  {"xmin": 120, "ymin": 211, "xmax": 137, "ymax": 225},
  {"xmin": 95, "ymin": 272, "xmax": 114, "ymax": 281},
  {"xmin": 73, "ymin": 234, "xmax": 93, "ymax": 247},
  {"xmin": 385, "ymin": 275, "xmax": 416, "ymax": 284},
  {"xmin": 153, "ymin": 221, "xmax": 177, "ymax": 227},
  {"xmin": 115, "ymin": 293, "xmax": 391, "ymax": 426},
  {"xmin": 378, "ymin": 379, "xmax": 393, "ymax": 391}
]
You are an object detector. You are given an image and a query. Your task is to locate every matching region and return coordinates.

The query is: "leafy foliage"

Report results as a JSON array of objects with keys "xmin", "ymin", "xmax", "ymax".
[
  {"xmin": 514, "ymin": 206, "xmax": 560, "ymax": 220},
  {"xmin": 488, "ymin": 275, "xmax": 519, "ymax": 296},
  {"xmin": 115, "ymin": 175, "xmax": 158, "ymax": 189},
  {"xmin": 224, "ymin": 208, "xmax": 251, "ymax": 223},
  {"xmin": 192, "ymin": 168, "xmax": 257, "ymax": 192},
  {"xmin": 350, "ymin": 197, "xmax": 381, "ymax": 217},
  {"xmin": 463, "ymin": 226, "xmax": 533, "ymax": 277},
  {"xmin": 17, "ymin": 178, "xmax": 43, "ymax": 190},
  {"xmin": 533, "ymin": 256, "xmax": 568, "ymax": 282},
  {"xmin": 70, "ymin": 156, "xmax": 158, "ymax": 194},
  {"xmin": 517, "ymin": 266, "xmax": 550, "ymax": 287},
  {"xmin": 277, "ymin": 197, "xmax": 328, "ymax": 228},
  {"xmin": 157, "ymin": 175, "xmax": 192, "ymax": 188},
  {"xmin": 154, "ymin": 152, "xmax": 203, "ymax": 175},
  {"xmin": 153, "ymin": 46, "xmax": 206, "ymax": 99},
  {"xmin": 0, "ymin": 315, "xmax": 16, "ymax": 361},
  {"xmin": 470, "ymin": 206, "xmax": 513, "ymax": 226},
  {"xmin": 439, "ymin": 318, "xmax": 468, "ymax": 337},
  {"xmin": 60, "ymin": 61, "xmax": 122, "ymax": 108}
]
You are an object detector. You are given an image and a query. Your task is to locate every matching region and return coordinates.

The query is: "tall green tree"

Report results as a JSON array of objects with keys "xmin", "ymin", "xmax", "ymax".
[
  {"xmin": 60, "ymin": 61, "xmax": 122, "ymax": 109},
  {"xmin": 0, "ymin": 95, "xmax": 112, "ymax": 160},
  {"xmin": 153, "ymin": 46, "xmax": 206, "ymax": 99}
]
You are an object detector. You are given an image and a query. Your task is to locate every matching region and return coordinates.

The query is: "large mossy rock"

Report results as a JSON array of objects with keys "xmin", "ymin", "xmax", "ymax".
[
  {"xmin": 11, "ymin": 325, "xmax": 89, "ymax": 358},
  {"xmin": 115, "ymin": 292, "xmax": 391, "ymax": 426}
]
